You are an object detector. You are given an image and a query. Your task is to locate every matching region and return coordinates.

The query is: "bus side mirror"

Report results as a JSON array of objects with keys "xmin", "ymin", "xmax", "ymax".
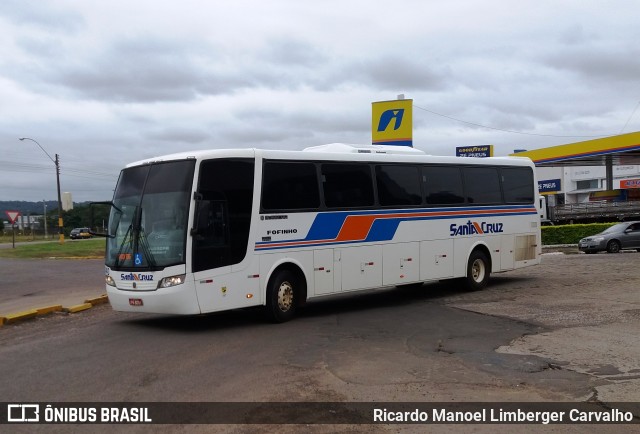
[{"xmin": 89, "ymin": 201, "xmax": 119, "ymax": 238}]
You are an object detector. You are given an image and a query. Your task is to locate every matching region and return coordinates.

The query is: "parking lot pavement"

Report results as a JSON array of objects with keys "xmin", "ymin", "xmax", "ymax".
[
  {"xmin": 0, "ymin": 258, "xmax": 106, "ymax": 317},
  {"xmin": 446, "ymin": 250, "xmax": 640, "ymax": 402},
  {"xmin": 2, "ymin": 249, "xmax": 639, "ymax": 405}
]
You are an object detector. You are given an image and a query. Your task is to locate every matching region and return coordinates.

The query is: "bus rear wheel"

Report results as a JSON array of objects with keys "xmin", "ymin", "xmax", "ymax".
[
  {"xmin": 265, "ymin": 270, "xmax": 298, "ymax": 323},
  {"xmin": 464, "ymin": 250, "xmax": 490, "ymax": 291}
]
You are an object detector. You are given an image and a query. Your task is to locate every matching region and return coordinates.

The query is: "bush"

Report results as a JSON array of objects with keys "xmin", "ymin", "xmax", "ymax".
[{"xmin": 541, "ymin": 223, "xmax": 616, "ymax": 245}]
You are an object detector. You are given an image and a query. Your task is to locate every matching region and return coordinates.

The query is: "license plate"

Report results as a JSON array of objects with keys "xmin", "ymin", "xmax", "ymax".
[{"xmin": 129, "ymin": 298, "xmax": 143, "ymax": 306}]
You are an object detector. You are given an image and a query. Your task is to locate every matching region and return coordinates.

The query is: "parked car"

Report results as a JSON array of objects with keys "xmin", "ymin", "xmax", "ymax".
[
  {"xmin": 70, "ymin": 227, "xmax": 92, "ymax": 239},
  {"xmin": 578, "ymin": 221, "xmax": 640, "ymax": 253}
]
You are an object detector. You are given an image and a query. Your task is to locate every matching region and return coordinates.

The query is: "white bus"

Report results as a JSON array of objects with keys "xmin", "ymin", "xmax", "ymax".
[{"xmin": 100, "ymin": 143, "xmax": 540, "ymax": 322}]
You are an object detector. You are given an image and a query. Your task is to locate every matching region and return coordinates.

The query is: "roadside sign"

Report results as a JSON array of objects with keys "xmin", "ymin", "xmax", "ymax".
[
  {"xmin": 5, "ymin": 210, "xmax": 20, "ymax": 224},
  {"xmin": 372, "ymin": 99, "xmax": 413, "ymax": 147}
]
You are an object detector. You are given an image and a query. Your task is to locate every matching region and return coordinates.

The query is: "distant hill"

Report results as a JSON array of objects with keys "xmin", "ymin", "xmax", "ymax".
[{"xmin": 0, "ymin": 200, "xmax": 90, "ymax": 216}]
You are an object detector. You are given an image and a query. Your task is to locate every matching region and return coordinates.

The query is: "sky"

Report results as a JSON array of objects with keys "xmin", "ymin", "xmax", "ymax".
[{"xmin": 1, "ymin": 0, "xmax": 640, "ymax": 203}]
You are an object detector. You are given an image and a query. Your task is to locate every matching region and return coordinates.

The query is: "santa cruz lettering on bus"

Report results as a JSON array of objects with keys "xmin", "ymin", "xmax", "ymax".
[
  {"xmin": 121, "ymin": 273, "xmax": 154, "ymax": 281},
  {"xmin": 450, "ymin": 220, "xmax": 504, "ymax": 236}
]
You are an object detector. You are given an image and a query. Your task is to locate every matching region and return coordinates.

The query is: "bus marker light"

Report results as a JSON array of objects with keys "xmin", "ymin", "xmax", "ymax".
[{"xmin": 246, "ymin": 294, "xmax": 253, "ymax": 299}]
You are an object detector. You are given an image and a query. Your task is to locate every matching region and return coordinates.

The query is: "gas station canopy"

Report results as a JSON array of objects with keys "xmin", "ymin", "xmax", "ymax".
[{"xmin": 509, "ymin": 131, "xmax": 640, "ymax": 167}]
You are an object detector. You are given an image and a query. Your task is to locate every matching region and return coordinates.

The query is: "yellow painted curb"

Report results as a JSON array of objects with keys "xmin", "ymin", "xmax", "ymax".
[
  {"xmin": 85, "ymin": 295, "xmax": 109, "ymax": 306},
  {"xmin": 4, "ymin": 309, "xmax": 39, "ymax": 324},
  {"xmin": 63, "ymin": 303, "xmax": 93, "ymax": 313},
  {"xmin": 0, "ymin": 317, "xmax": 5, "ymax": 327},
  {"xmin": 36, "ymin": 305, "xmax": 63, "ymax": 316}
]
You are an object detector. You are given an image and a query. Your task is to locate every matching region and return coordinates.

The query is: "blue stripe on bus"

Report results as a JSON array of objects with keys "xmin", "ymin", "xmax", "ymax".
[{"xmin": 255, "ymin": 205, "xmax": 537, "ymax": 251}]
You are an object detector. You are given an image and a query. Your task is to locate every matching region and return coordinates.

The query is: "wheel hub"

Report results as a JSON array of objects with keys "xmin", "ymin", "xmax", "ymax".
[
  {"xmin": 471, "ymin": 259, "xmax": 485, "ymax": 282},
  {"xmin": 277, "ymin": 281, "xmax": 294, "ymax": 311}
]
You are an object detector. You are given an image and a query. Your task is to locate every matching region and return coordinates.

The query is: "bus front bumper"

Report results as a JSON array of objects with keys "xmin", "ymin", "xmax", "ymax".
[{"xmin": 106, "ymin": 284, "xmax": 201, "ymax": 315}]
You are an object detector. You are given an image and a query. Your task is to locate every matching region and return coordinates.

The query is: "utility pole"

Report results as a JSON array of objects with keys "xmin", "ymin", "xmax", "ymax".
[
  {"xmin": 43, "ymin": 201, "xmax": 48, "ymax": 239},
  {"xmin": 19, "ymin": 137, "xmax": 65, "ymax": 244},
  {"xmin": 54, "ymin": 153, "xmax": 64, "ymax": 243}
]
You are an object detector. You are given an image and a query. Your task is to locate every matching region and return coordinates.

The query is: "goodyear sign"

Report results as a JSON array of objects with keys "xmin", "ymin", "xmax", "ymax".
[
  {"xmin": 456, "ymin": 145, "xmax": 494, "ymax": 158},
  {"xmin": 372, "ymin": 99, "xmax": 413, "ymax": 147}
]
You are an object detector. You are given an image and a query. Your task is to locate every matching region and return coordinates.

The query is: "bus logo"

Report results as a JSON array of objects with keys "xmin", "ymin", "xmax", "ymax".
[
  {"xmin": 121, "ymin": 273, "xmax": 154, "ymax": 281},
  {"xmin": 450, "ymin": 220, "xmax": 504, "ymax": 236}
]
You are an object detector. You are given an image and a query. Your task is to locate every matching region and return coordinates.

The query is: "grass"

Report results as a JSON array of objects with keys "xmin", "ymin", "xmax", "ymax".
[{"xmin": 0, "ymin": 238, "xmax": 105, "ymax": 259}]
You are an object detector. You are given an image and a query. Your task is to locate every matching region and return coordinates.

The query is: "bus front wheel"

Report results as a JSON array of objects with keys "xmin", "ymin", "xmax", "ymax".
[
  {"xmin": 464, "ymin": 250, "xmax": 490, "ymax": 291},
  {"xmin": 265, "ymin": 270, "xmax": 298, "ymax": 323}
]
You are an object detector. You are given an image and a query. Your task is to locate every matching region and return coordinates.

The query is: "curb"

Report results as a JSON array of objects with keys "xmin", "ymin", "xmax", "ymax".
[
  {"xmin": 0, "ymin": 294, "xmax": 109, "ymax": 327},
  {"xmin": 3, "ymin": 309, "xmax": 39, "ymax": 325}
]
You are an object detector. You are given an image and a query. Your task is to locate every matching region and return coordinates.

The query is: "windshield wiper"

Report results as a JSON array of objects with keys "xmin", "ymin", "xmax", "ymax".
[
  {"xmin": 137, "ymin": 226, "xmax": 157, "ymax": 268},
  {"xmin": 114, "ymin": 205, "xmax": 157, "ymax": 269},
  {"xmin": 114, "ymin": 223, "xmax": 133, "ymax": 268}
]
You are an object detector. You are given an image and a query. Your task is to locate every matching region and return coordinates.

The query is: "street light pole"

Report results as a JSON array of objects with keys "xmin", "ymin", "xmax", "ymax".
[{"xmin": 19, "ymin": 137, "xmax": 65, "ymax": 244}]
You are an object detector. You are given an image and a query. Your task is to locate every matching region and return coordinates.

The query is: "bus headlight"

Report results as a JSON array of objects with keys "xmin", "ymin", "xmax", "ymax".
[
  {"xmin": 106, "ymin": 275, "xmax": 116, "ymax": 287},
  {"xmin": 158, "ymin": 274, "xmax": 186, "ymax": 288}
]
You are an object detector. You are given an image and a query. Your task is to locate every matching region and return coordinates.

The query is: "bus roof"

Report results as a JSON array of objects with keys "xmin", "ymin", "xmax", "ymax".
[{"xmin": 125, "ymin": 144, "xmax": 534, "ymax": 168}]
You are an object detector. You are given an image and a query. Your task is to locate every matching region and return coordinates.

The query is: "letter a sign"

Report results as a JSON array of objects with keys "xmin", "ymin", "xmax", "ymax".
[{"xmin": 5, "ymin": 210, "xmax": 20, "ymax": 224}]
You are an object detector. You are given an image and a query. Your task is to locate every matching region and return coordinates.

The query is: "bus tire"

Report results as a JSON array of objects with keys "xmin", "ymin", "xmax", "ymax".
[
  {"xmin": 265, "ymin": 270, "xmax": 298, "ymax": 323},
  {"xmin": 464, "ymin": 250, "xmax": 490, "ymax": 291}
]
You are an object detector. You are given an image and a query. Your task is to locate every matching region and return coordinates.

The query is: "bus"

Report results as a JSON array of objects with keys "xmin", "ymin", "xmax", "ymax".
[{"xmin": 99, "ymin": 143, "xmax": 540, "ymax": 322}]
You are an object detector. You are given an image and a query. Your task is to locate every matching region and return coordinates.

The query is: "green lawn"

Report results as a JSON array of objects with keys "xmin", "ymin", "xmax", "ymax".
[{"xmin": 0, "ymin": 238, "xmax": 105, "ymax": 259}]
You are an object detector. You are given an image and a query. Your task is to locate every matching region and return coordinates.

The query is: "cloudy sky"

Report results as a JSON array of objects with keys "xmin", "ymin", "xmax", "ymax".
[{"xmin": 1, "ymin": 0, "xmax": 640, "ymax": 202}]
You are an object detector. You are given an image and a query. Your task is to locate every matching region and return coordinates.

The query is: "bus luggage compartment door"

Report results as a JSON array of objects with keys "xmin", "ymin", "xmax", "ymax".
[
  {"xmin": 313, "ymin": 249, "xmax": 335, "ymax": 295},
  {"xmin": 339, "ymin": 245, "xmax": 383, "ymax": 292},
  {"xmin": 420, "ymin": 239, "xmax": 454, "ymax": 281},
  {"xmin": 382, "ymin": 242, "xmax": 420, "ymax": 286}
]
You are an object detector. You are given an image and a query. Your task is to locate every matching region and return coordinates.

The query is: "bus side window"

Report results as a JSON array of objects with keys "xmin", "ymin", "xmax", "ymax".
[
  {"xmin": 501, "ymin": 167, "xmax": 534, "ymax": 204},
  {"xmin": 322, "ymin": 163, "xmax": 374, "ymax": 208},
  {"xmin": 423, "ymin": 166, "xmax": 464, "ymax": 205},
  {"xmin": 462, "ymin": 167, "xmax": 502, "ymax": 204}
]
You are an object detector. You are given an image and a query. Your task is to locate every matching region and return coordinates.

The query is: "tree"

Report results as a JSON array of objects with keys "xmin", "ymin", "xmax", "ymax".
[{"xmin": 62, "ymin": 204, "xmax": 110, "ymax": 233}]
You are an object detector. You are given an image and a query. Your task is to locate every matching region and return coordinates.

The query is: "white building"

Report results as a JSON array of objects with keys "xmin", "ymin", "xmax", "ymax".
[
  {"xmin": 62, "ymin": 192, "xmax": 73, "ymax": 211},
  {"xmin": 536, "ymin": 164, "xmax": 640, "ymax": 206}
]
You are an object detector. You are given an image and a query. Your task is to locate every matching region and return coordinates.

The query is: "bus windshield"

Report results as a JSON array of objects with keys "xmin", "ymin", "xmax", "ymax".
[{"xmin": 105, "ymin": 160, "xmax": 195, "ymax": 270}]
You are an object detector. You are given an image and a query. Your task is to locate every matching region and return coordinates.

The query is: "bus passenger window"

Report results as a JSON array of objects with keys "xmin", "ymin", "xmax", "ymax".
[
  {"xmin": 262, "ymin": 162, "xmax": 320, "ymax": 211},
  {"xmin": 321, "ymin": 163, "xmax": 374, "ymax": 208},
  {"xmin": 501, "ymin": 167, "xmax": 534, "ymax": 203},
  {"xmin": 423, "ymin": 166, "xmax": 464, "ymax": 205},
  {"xmin": 376, "ymin": 165, "xmax": 422, "ymax": 207},
  {"xmin": 462, "ymin": 167, "xmax": 502, "ymax": 204}
]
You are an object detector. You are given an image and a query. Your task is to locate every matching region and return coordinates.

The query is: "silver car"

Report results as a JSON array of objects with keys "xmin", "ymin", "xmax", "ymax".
[{"xmin": 578, "ymin": 221, "xmax": 640, "ymax": 253}]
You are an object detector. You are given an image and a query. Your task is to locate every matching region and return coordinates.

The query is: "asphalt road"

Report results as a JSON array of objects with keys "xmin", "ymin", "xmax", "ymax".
[
  {"xmin": 1, "ymin": 252, "xmax": 639, "ymax": 433},
  {"xmin": 0, "ymin": 258, "xmax": 105, "ymax": 314}
]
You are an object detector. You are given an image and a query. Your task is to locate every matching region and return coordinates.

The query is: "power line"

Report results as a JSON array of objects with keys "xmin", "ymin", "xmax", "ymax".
[
  {"xmin": 413, "ymin": 104, "xmax": 611, "ymax": 139},
  {"xmin": 619, "ymin": 101, "xmax": 640, "ymax": 134},
  {"xmin": 0, "ymin": 160, "xmax": 116, "ymax": 178}
]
